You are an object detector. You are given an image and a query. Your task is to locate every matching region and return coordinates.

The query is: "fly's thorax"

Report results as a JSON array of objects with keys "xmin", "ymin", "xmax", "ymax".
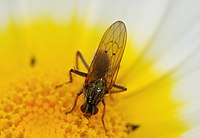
[
  {"xmin": 80, "ymin": 78, "xmax": 107, "ymax": 117},
  {"xmin": 84, "ymin": 78, "xmax": 107, "ymax": 105}
]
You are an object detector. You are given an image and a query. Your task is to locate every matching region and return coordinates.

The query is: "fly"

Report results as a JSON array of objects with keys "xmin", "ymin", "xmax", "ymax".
[{"xmin": 57, "ymin": 21, "xmax": 127, "ymax": 132}]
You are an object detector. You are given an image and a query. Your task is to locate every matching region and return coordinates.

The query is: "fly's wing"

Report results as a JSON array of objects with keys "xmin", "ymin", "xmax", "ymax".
[{"xmin": 85, "ymin": 21, "xmax": 127, "ymax": 90}]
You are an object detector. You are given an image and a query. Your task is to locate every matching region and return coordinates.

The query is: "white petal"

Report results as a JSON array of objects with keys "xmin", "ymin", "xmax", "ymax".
[
  {"xmin": 143, "ymin": 0, "xmax": 200, "ymax": 75},
  {"xmin": 181, "ymin": 102, "xmax": 200, "ymax": 138}
]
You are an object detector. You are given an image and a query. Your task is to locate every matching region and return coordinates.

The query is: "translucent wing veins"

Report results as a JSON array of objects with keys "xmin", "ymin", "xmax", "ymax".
[{"xmin": 86, "ymin": 21, "xmax": 127, "ymax": 91}]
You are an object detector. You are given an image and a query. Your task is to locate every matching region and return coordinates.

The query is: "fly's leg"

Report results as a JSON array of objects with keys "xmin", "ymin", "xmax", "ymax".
[
  {"xmin": 109, "ymin": 84, "xmax": 127, "ymax": 104},
  {"xmin": 101, "ymin": 99, "xmax": 108, "ymax": 133},
  {"xmin": 68, "ymin": 69, "xmax": 87, "ymax": 82},
  {"xmin": 55, "ymin": 69, "xmax": 87, "ymax": 88},
  {"xmin": 110, "ymin": 84, "xmax": 127, "ymax": 93},
  {"xmin": 76, "ymin": 51, "xmax": 89, "ymax": 70},
  {"xmin": 55, "ymin": 51, "xmax": 89, "ymax": 89},
  {"xmin": 66, "ymin": 89, "xmax": 83, "ymax": 114}
]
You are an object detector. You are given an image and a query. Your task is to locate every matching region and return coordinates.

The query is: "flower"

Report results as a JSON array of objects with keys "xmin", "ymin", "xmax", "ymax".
[{"xmin": 1, "ymin": 0, "xmax": 200, "ymax": 138}]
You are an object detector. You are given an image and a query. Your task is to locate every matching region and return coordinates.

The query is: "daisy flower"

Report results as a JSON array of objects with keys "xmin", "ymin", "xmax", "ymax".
[{"xmin": 0, "ymin": 0, "xmax": 200, "ymax": 138}]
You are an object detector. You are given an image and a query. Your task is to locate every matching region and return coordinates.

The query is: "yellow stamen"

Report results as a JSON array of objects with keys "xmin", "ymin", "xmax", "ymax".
[{"xmin": 0, "ymin": 68, "xmax": 131, "ymax": 138}]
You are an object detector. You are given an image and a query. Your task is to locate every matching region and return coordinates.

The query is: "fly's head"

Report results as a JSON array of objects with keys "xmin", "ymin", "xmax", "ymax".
[{"xmin": 81, "ymin": 103, "xmax": 98, "ymax": 119}]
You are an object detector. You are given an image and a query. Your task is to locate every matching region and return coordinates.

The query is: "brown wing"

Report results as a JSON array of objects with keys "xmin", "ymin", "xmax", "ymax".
[{"xmin": 85, "ymin": 21, "xmax": 127, "ymax": 90}]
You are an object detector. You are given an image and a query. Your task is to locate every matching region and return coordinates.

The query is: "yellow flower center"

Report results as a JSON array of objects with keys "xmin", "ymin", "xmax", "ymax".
[{"xmin": 0, "ymin": 68, "xmax": 131, "ymax": 138}]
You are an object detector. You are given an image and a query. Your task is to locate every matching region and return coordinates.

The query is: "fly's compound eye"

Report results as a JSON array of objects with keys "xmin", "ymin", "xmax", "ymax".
[
  {"xmin": 92, "ymin": 107, "xmax": 98, "ymax": 115},
  {"xmin": 81, "ymin": 104, "xmax": 86, "ymax": 113},
  {"xmin": 81, "ymin": 104, "xmax": 98, "ymax": 115}
]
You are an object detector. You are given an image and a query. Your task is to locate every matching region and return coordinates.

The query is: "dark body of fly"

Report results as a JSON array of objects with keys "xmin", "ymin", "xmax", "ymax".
[
  {"xmin": 81, "ymin": 50, "xmax": 110, "ymax": 117},
  {"xmin": 82, "ymin": 77, "xmax": 107, "ymax": 117},
  {"xmin": 60, "ymin": 21, "xmax": 128, "ymax": 132}
]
